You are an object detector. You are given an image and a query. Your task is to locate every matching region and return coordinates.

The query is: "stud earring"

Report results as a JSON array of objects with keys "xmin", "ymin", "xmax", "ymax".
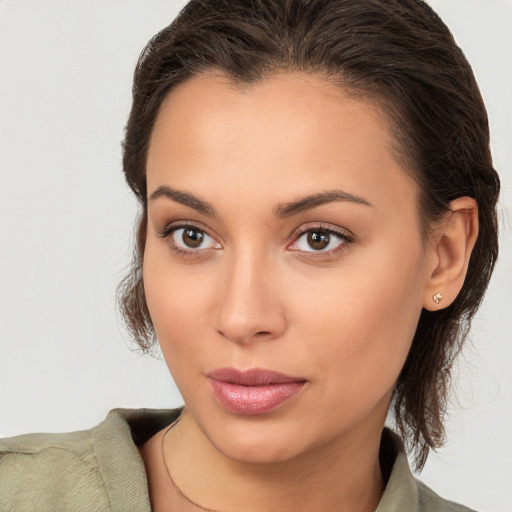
[{"xmin": 432, "ymin": 292, "xmax": 443, "ymax": 305}]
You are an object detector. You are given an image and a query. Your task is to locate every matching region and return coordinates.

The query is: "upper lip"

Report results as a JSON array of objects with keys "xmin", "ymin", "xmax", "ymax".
[{"xmin": 206, "ymin": 367, "xmax": 306, "ymax": 386}]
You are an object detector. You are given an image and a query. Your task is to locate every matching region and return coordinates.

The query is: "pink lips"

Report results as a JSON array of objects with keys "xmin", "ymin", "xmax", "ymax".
[{"xmin": 206, "ymin": 367, "xmax": 306, "ymax": 415}]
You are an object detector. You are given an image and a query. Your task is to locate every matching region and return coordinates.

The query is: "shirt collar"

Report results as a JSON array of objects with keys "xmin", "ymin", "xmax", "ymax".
[
  {"xmin": 375, "ymin": 428, "xmax": 419, "ymax": 512},
  {"xmin": 95, "ymin": 408, "xmax": 419, "ymax": 512}
]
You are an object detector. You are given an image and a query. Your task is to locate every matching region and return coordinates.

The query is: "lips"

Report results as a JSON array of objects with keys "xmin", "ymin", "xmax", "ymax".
[{"xmin": 206, "ymin": 367, "xmax": 307, "ymax": 415}]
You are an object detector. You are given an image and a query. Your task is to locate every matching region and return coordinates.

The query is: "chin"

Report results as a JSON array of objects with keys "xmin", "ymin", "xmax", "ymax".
[
  {"xmin": 200, "ymin": 411, "xmax": 310, "ymax": 465},
  {"xmin": 215, "ymin": 435, "xmax": 302, "ymax": 465}
]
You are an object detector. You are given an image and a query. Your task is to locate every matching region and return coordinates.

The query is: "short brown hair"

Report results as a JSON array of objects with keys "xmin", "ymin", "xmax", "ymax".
[{"xmin": 118, "ymin": 0, "xmax": 500, "ymax": 469}]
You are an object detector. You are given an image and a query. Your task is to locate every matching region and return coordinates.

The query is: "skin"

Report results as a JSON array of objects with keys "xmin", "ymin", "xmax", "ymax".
[{"xmin": 139, "ymin": 72, "xmax": 478, "ymax": 512}]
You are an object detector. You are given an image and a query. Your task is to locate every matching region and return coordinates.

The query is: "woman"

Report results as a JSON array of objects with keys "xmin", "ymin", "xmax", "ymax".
[{"xmin": 0, "ymin": 0, "xmax": 502, "ymax": 511}]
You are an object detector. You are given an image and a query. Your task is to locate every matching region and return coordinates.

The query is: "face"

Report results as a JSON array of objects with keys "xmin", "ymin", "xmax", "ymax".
[{"xmin": 143, "ymin": 72, "xmax": 431, "ymax": 464}]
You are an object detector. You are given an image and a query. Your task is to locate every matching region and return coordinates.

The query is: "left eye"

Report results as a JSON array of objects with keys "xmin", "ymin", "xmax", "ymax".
[{"xmin": 291, "ymin": 228, "xmax": 348, "ymax": 252}]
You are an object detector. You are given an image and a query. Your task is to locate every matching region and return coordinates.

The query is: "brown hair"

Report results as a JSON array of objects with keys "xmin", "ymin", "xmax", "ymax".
[{"xmin": 118, "ymin": 0, "xmax": 500, "ymax": 469}]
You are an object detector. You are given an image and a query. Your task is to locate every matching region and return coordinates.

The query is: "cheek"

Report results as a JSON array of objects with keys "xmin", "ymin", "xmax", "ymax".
[
  {"xmin": 142, "ymin": 243, "xmax": 208, "ymax": 352},
  {"xmin": 143, "ymin": 259, "xmax": 212, "ymax": 408},
  {"xmin": 287, "ymin": 242, "xmax": 425, "ymax": 394}
]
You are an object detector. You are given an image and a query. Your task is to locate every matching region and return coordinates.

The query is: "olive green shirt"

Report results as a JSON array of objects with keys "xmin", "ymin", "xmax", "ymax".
[{"xmin": 0, "ymin": 408, "xmax": 476, "ymax": 511}]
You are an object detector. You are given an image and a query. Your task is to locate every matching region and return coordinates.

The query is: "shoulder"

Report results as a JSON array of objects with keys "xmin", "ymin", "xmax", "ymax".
[
  {"xmin": 416, "ymin": 479, "xmax": 477, "ymax": 512},
  {"xmin": 377, "ymin": 428, "xmax": 478, "ymax": 512},
  {"xmin": 0, "ymin": 424, "xmax": 109, "ymax": 510},
  {"xmin": 0, "ymin": 408, "xmax": 180, "ymax": 512}
]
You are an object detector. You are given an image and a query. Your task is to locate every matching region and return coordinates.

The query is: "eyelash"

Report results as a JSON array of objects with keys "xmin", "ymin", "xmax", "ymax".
[{"xmin": 156, "ymin": 221, "xmax": 354, "ymax": 260}]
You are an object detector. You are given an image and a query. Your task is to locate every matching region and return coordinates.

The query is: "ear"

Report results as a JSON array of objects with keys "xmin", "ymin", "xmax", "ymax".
[{"xmin": 423, "ymin": 197, "xmax": 479, "ymax": 311}]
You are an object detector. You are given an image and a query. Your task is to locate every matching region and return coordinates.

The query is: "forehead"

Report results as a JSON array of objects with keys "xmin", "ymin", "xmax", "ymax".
[
  {"xmin": 150, "ymin": 71, "xmax": 394, "ymax": 156},
  {"xmin": 146, "ymin": 71, "xmax": 419, "ymax": 222}
]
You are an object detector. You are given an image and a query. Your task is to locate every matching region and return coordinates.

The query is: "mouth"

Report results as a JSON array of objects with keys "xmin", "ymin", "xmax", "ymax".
[{"xmin": 206, "ymin": 367, "xmax": 307, "ymax": 415}]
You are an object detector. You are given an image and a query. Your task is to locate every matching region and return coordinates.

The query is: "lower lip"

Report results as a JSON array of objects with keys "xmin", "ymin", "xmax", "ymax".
[{"xmin": 208, "ymin": 379, "xmax": 306, "ymax": 415}]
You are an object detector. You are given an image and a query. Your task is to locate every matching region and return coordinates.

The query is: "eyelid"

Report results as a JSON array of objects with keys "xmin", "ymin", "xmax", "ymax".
[
  {"xmin": 156, "ymin": 219, "xmax": 215, "ymax": 238},
  {"xmin": 290, "ymin": 222, "xmax": 354, "ymax": 242}
]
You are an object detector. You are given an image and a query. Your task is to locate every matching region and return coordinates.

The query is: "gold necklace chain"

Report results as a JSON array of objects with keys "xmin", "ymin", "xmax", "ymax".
[{"xmin": 160, "ymin": 415, "xmax": 223, "ymax": 512}]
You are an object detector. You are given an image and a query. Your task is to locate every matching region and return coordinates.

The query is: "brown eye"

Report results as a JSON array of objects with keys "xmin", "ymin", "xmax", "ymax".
[
  {"xmin": 163, "ymin": 225, "xmax": 222, "ymax": 254},
  {"xmin": 307, "ymin": 231, "xmax": 330, "ymax": 251},
  {"xmin": 182, "ymin": 228, "xmax": 205, "ymax": 248},
  {"xmin": 289, "ymin": 225, "xmax": 351, "ymax": 256}
]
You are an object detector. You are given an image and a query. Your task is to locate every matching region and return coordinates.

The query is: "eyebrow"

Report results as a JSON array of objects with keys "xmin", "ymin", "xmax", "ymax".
[
  {"xmin": 148, "ymin": 185, "xmax": 372, "ymax": 218},
  {"xmin": 274, "ymin": 190, "xmax": 372, "ymax": 218},
  {"xmin": 149, "ymin": 185, "xmax": 217, "ymax": 216}
]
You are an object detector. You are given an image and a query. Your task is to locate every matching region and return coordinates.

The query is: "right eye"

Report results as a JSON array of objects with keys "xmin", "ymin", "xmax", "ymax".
[
  {"xmin": 171, "ymin": 226, "xmax": 220, "ymax": 249},
  {"xmin": 157, "ymin": 223, "xmax": 222, "ymax": 256}
]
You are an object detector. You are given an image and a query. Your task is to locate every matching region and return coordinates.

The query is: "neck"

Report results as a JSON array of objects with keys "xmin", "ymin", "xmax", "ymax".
[{"xmin": 161, "ymin": 409, "xmax": 386, "ymax": 512}]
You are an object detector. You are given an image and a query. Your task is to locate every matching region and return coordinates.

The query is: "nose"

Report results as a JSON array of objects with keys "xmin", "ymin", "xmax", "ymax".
[{"xmin": 213, "ymin": 249, "xmax": 286, "ymax": 345}]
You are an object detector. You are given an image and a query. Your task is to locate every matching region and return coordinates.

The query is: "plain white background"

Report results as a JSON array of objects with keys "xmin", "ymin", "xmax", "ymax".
[{"xmin": 0, "ymin": 1, "xmax": 510, "ymax": 510}]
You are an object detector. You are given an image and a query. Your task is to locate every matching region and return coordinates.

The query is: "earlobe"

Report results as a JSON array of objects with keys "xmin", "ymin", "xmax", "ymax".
[{"xmin": 423, "ymin": 197, "xmax": 479, "ymax": 311}]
